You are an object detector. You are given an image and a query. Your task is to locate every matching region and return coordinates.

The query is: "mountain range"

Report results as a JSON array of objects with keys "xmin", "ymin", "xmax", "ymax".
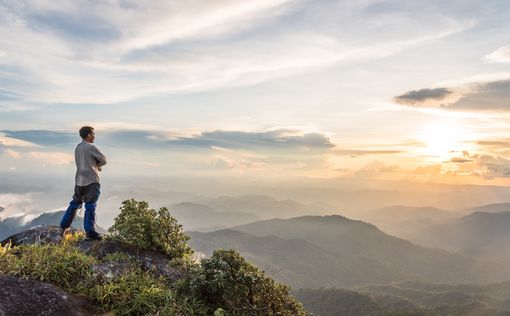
[
  {"xmin": 402, "ymin": 211, "xmax": 510, "ymax": 262},
  {"xmin": 189, "ymin": 215, "xmax": 510, "ymax": 289}
]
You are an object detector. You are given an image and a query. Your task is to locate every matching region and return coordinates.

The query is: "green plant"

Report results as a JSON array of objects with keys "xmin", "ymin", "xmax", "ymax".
[
  {"xmin": 0, "ymin": 243, "xmax": 96, "ymax": 293},
  {"xmin": 101, "ymin": 252, "xmax": 133, "ymax": 262},
  {"xmin": 108, "ymin": 199, "xmax": 193, "ymax": 259},
  {"xmin": 88, "ymin": 267, "xmax": 175, "ymax": 316},
  {"xmin": 183, "ymin": 249, "xmax": 308, "ymax": 316}
]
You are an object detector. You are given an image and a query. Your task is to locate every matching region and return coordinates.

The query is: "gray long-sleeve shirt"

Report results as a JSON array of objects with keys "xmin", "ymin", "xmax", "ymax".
[{"xmin": 74, "ymin": 140, "xmax": 107, "ymax": 186}]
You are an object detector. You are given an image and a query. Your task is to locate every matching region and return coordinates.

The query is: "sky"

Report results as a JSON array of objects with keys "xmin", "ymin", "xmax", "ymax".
[{"xmin": 2, "ymin": 0, "xmax": 510, "ymax": 220}]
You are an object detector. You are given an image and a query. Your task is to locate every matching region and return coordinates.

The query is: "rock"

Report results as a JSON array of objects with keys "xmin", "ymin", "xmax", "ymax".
[
  {"xmin": 90, "ymin": 260, "xmax": 134, "ymax": 282},
  {"xmin": 1, "ymin": 226, "xmax": 77, "ymax": 247},
  {"xmin": 77, "ymin": 239, "xmax": 186, "ymax": 282},
  {"xmin": 1, "ymin": 226, "xmax": 186, "ymax": 282},
  {"xmin": 0, "ymin": 275, "xmax": 99, "ymax": 316}
]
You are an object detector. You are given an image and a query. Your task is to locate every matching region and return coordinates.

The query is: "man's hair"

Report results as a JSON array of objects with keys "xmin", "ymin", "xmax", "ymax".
[{"xmin": 79, "ymin": 126, "xmax": 94, "ymax": 139}]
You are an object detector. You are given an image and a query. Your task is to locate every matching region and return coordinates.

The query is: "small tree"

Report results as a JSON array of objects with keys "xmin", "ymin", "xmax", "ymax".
[
  {"xmin": 108, "ymin": 199, "xmax": 192, "ymax": 259},
  {"xmin": 185, "ymin": 249, "xmax": 308, "ymax": 315}
]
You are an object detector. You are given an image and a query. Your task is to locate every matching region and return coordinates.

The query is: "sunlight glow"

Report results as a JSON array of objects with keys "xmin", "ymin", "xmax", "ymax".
[{"xmin": 416, "ymin": 121, "xmax": 474, "ymax": 161}]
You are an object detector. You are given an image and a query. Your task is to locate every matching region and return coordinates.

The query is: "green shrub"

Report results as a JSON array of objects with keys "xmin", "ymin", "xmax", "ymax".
[
  {"xmin": 108, "ymin": 199, "xmax": 193, "ymax": 259},
  {"xmin": 88, "ymin": 267, "xmax": 175, "ymax": 316},
  {"xmin": 183, "ymin": 249, "xmax": 308, "ymax": 316},
  {"xmin": 0, "ymin": 243, "xmax": 96, "ymax": 293}
]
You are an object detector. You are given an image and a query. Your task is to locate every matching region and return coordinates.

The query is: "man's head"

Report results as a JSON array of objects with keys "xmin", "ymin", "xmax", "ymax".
[{"xmin": 79, "ymin": 126, "xmax": 95, "ymax": 143}]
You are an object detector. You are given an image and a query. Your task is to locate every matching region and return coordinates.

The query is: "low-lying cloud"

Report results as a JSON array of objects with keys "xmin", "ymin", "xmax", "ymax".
[{"xmin": 1, "ymin": 127, "xmax": 335, "ymax": 152}]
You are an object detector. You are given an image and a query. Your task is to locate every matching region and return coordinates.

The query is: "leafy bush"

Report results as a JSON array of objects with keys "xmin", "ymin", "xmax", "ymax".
[
  {"xmin": 108, "ymin": 199, "xmax": 193, "ymax": 259},
  {"xmin": 182, "ymin": 249, "xmax": 308, "ymax": 316}
]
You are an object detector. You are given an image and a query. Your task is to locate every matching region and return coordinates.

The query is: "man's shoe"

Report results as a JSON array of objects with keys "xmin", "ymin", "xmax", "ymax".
[
  {"xmin": 59, "ymin": 227, "xmax": 67, "ymax": 238},
  {"xmin": 85, "ymin": 232, "xmax": 103, "ymax": 241}
]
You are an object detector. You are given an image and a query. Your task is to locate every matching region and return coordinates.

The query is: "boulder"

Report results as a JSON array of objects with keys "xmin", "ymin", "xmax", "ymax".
[
  {"xmin": 1, "ymin": 225, "xmax": 76, "ymax": 247},
  {"xmin": 0, "ymin": 275, "xmax": 99, "ymax": 316},
  {"xmin": 77, "ymin": 238, "xmax": 186, "ymax": 282}
]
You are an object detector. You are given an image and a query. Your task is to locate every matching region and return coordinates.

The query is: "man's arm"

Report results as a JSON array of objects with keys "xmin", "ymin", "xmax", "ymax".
[{"xmin": 90, "ymin": 145, "xmax": 107, "ymax": 168}]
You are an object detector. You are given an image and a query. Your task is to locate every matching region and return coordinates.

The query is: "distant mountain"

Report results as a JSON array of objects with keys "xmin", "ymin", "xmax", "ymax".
[
  {"xmin": 191, "ymin": 215, "xmax": 510, "ymax": 288},
  {"xmin": 0, "ymin": 211, "xmax": 107, "ymax": 240},
  {"xmin": 352, "ymin": 205, "xmax": 456, "ymax": 237},
  {"xmin": 294, "ymin": 288, "xmax": 426, "ymax": 316},
  {"xmin": 297, "ymin": 283, "xmax": 510, "ymax": 316},
  {"xmin": 359, "ymin": 280, "xmax": 510, "ymax": 314},
  {"xmin": 169, "ymin": 202, "xmax": 259, "ymax": 231},
  {"xmin": 189, "ymin": 194, "xmax": 326, "ymax": 219},
  {"xmin": 465, "ymin": 202, "xmax": 510, "ymax": 214},
  {"xmin": 189, "ymin": 229, "xmax": 405, "ymax": 289},
  {"xmin": 404, "ymin": 211, "xmax": 510, "ymax": 262}
]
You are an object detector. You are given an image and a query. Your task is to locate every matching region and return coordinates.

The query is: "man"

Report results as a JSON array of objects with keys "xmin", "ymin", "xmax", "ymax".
[{"xmin": 60, "ymin": 126, "xmax": 107, "ymax": 240}]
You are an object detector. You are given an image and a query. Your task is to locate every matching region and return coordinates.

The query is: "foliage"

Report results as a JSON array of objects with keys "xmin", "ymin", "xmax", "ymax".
[
  {"xmin": 0, "ymin": 243, "xmax": 96, "ymax": 293},
  {"xmin": 101, "ymin": 251, "xmax": 133, "ymax": 262},
  {"xmin": 63, "ymin": 230, "xmax": 86, "ymax": 245},
  {"xmin": 87, "ymin": 267, "xmax": 174, "ymax": 316},
  {"xmin": 182, "ymin": 249, "xmax": 308, "ymax": 316},
  {"xmin": 108, "ymin": 199, "xmax": 193, "ymax": 259}
]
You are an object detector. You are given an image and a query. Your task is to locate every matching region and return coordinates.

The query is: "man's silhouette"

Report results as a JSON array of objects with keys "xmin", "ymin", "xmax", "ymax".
[{"xmin": 60, "ymin": 126, "xmax": 107, "ymax": 240}]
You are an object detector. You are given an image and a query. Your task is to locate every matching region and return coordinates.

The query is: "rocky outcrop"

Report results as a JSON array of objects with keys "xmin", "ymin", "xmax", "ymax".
[
  {"xmin": 0, "ymin": 275, "xmax": 98, "ymax": 316},
  {"xmin": 1, "ymin": 225, "xmax": 75, "ymax": 246},
  {"xmin": 1, "ymin": 225, "xmax": 186, "ymax": 282}
]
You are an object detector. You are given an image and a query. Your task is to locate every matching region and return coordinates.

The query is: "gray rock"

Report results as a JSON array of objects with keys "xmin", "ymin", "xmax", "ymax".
[
  {"xmin": 0, "ymin": 275, "xmax": 98, "ymax": 316},
  {"xmin": 77, "ymin": 239, "xmax": 186, "ymax": 282},
  {"xmin": 0, "ymin": 225, "xmax": 77, "ymax": 247},
  {"xmin": 90, "ymin": 260, "xmax": 134, "ymax": 282}
]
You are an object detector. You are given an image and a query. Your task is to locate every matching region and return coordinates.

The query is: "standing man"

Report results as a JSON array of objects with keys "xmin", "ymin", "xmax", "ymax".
[{"xmin": 60, "ymin": 126, "xmax": 107, "ymax": 240}]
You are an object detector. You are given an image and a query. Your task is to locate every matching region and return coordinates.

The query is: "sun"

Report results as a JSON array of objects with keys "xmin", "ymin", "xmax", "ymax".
[{"xmin": 416, "ymin": 121, "xmax": 472, "ymax": 161}]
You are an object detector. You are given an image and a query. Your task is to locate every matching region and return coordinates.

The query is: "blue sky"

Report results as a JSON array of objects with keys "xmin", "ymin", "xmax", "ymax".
[{"xmin": 2, "ymin": 0, "xmax": 510, "ymax": 187}]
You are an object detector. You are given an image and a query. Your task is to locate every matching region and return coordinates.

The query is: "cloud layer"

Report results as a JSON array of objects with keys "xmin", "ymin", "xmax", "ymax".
[{"xmin": 0, "ymin": 0, "xmax": 474, "ymax": 104}]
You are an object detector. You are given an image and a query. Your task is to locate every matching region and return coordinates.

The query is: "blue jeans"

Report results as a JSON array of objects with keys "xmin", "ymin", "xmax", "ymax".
[{"xmin": 60, "ymin": 183, "xmax": 100, "ymax": 235}]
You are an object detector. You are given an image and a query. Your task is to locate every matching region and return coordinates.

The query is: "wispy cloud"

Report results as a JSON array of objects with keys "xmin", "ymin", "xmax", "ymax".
[
  {"xmin": 484, "ymin": 45, "xmax": 510, "ymax": 63},
  {"xmin": 1, "ymin": 130, "xmax": 76, "ymax": 147},
  {"xmin": 0, "ymin": 0, "xmax": 474, "ymax": 104}
]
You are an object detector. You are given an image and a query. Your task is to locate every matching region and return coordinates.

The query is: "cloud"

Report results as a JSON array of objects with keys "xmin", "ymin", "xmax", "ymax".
[
  {"xmin": 447, "ymin": 157, "xmax": 473, "ymax": 163},
  {"xmin": 0, "ymin": 192, "xmax": 36, "ymax": 219},
  {"xmin": 1, "ymin": 127, "xmax": 335, "ymax": 152},
  {"xmin": 27, "ymin": 151, "xmax": 74, "ymax": 166},
  {"xmin": 354, "ymin": 160, "xmax": 401, "ymax": 177},
  {"xmin": 484, "ymin": 45, "xmax": 510, "ymax": 63},
  {"xmin": 4, "ymin": 148, "xmax": 21, "ymax": 159},
  {"xmin": 169, "ymin": 129, "xmax": 335, "ymax": 150},
  {"xmin": 102, "ymin": 128, "xmax": 335, "ymax": 152},
  {"xmin": 1, "ymin": 130, "xmax": 76, "ymax": 147},
  {"xmin": 0, "ymin": 132, "xmax": 39, "ymax": 147},
  {"xmin": 395, "ymin": 79, "xmax": 510, "ymax": 111},
  {"xmin": 477, "ymin": 140, "xmax": 510, "ymax": 149},
  {"xmin": 414, "ymin": 164, "xmax": 442, "ymax": 175},
  {"xmin": 394, "ymin": 87, "xmax": 455, "ymax": 106},
  {"xmin": 334, "ymin": 149, "xmax": 404, "ymax": 156},
  {"xmin": 0, "ymin": 0, "xmax": 474, "ymax": 104}
]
